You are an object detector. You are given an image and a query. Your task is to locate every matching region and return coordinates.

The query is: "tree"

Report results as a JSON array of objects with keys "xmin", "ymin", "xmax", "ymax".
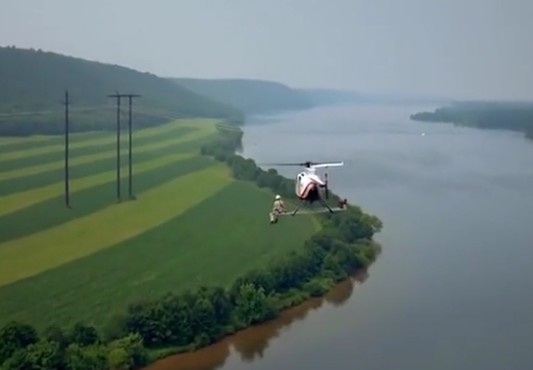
[
  {"xmin": 107, "ymin": 333, "xmax": 148, "ymax": 370},
  {"xmin": 234, "ymin": 283, "xmax": 277, "ymax": 326},
  {"xmin": 242, "ymin": 269, "xmax": 276, "ymax": 295},
  {"xmin": 127, "ymin": 302, "xmax": 169, "ymax": 347},
  {"xmin": 191, "ymin": 295, "xmax": 218, "ymax": 342},
  {"xmin": 43, "ymin": 324, "xmax": 69, "ymax": 349},
  {"xmin": 0, "ymin": 321, "xmax": 39, "ymax": 364},
  {"xmin": 204, "ymin": 286, "xmax": 233, "ymax": 326},
  {"xmin": 107, "ymin": 347, "xmax": 131, "ymax": 370},
  {"xmin": 3, "ymin": 340, "xmax": 63, "ymax": 370},
  {"xmin": 68, "ymin": 323, "xmax": 99, "ymax": 347},
  {"xmin": 322, "ymin": 253, "xmax": 348, "ymax": 281},
  {"xmin": 64, "ymin": 344, "xmax": 107, "ymax": 370},
  {"xmin": 102, "ymin": 313, "xmax": 129, "ymax": 342}
]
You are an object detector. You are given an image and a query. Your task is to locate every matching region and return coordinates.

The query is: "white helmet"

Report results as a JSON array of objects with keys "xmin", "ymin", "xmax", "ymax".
[{"xmin": 275, "ymin": 194, "xmax": 281, "ymax": 200}]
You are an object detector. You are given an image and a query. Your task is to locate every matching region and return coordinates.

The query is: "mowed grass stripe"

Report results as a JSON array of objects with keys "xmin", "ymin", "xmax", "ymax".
[
  {"xmin": 0, "ymin": 164, "xmax": 232, "ymax": 287},
  {"xmin": 0, "ymin": 130, "xmax": 218, "ymax": 196},
  {"xmin": 0, "ymin": 134, "xmax": 58, "ymax": 148},
  {"xmin": 0, "ymin": 125, "xmax": 197, "ymax": 173},
  {"xmin": 0, "ymin": 155, "xmax": 217, "ymax": 243},
  {"xmin": 0, "ymin": 135, "xmax": 215, "ymax": 196},
  {"xmin": 0, "ymin": 123, "xmax": 215, "ymax": 182},
  {"xmin": 0, "ymin": 151, "xmax": 196, "ymax": 217},
  {"xmin": 0, "ymin": 131, "xmax": 108, "ymax": 154},
  {"xmin": 0, "ymin": 118, "xmax": 213, "ymax": 162},
  {"xmin": 0, "ymin": 180, "xmax": 318, "ymax": 330}
]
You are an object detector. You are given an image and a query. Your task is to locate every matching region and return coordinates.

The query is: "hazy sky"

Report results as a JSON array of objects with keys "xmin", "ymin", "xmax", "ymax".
[{"xmin": 1, "ymin": 0, "xmax": 532, "ymax": 100}]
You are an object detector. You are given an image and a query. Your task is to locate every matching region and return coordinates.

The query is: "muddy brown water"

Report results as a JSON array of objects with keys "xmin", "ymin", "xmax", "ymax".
[{"xmin": 145, "ymin": 274, "xmax": 367, "ymax": 370}]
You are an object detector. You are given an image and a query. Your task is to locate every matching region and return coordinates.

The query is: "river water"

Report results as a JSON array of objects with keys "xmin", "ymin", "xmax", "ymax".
[{"xmin": 148, "ymin": 104, "xmax": 533, "ymax": 370}]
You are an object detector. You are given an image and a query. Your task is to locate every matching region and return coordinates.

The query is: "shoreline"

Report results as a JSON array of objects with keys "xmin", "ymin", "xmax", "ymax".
[
  {"xmin": 0, "ymin": 117, "xmax": 383, "ymax": 370},
  {"xmin": 142, "ymin": 270, "xmax": 371, "ymax": 370},
  {"xmin": 134, "ymin": 120, "xmax": 383, "ymax": 369}
]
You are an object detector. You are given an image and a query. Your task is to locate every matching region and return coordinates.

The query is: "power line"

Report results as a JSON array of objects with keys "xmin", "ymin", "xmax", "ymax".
[
  {"xmin": 107, "ymin": 92, "xmax": 122, "ymax": 202},
  {"xmin": 64, "ymin": 90, "xmax": 71, "ymax": 209},
  {"xmin": 107, "ymin": 92, "xmax": 141, "ymax": 201},
  {"xmin": 125, "ymin": 94, "xmax": 141, "ymax": 199}
]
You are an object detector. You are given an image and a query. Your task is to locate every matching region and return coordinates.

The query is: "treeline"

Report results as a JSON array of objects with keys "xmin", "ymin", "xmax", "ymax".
[
  {"xmin": 0, "ymin": 109, "xmax": 245, "ymax": 137},
  {"xmin": 410, "ymin": 101, "xmax": 533, "ymax": 140},
  {"xmin": 0, "ymin": 110, "xmax": 168, "ymax": 137},
  {"xmin": 0, "ymin": 126, "xmax": 382, "ymax": 370},
  {"xmin": 0, "ymin": 46, "xmax": 243, "ymax": 136},
  {"xmin": 0, "ymin": 322, "xmax": 147, "ymax": 370}
]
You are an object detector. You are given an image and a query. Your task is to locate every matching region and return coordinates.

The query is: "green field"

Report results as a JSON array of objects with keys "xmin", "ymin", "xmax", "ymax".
[{"xmin": 0, "ymin": 118, "xmax": 318, "ymax": 332}]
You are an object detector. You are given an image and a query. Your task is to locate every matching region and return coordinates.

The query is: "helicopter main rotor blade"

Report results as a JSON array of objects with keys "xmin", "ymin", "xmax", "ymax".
[
  {"xmin": 261, "ymin": 161, "xmax": 344, "ymax": 168},
  {"xmin": 260, "ymin": 162, "xmax": 304, "ymax": 166},
  {"xmin": 260, "ymin": 162, "xmax": 313, "ymax": 168},
  {"xmin": 309, "ymin": 161, "xmax": 344, "ymax": 169}
]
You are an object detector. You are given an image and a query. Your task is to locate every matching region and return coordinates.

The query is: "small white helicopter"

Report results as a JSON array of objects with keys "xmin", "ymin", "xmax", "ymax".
[{"xmin": 264, "ymin": 160, "xmax": 348, "ymax": 216}]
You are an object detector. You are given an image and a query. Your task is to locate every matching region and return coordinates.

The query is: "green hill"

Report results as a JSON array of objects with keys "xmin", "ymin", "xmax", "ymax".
[
  {"xmin": 0, "ymin": 46, "xmax": 243, "ymax": 136},
  {"xmin": 170, "ymin": 78, "xmax": 314, "ymax": 114}
]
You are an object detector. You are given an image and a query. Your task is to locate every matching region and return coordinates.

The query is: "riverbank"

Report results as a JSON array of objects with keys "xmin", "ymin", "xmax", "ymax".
[
  {"xmin": 0, "ymin": 120, "xmax": 383, "ymax": 370},
  {"xmin": 143, "ymin": 271, "xmax": 371, "ymax": 370},
  {"xmin": 232, "ymin": 104, "xmax": 533, "ymax": 370},
  {"xmin": 136, "ymin": 124, "xmax": 383, "ymax": 368}
]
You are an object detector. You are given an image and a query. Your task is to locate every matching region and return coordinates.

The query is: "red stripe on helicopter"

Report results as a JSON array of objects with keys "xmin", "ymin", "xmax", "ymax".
[{"xmin": 298, "ymin": 181, "xmax": 316, "ymax": 199}]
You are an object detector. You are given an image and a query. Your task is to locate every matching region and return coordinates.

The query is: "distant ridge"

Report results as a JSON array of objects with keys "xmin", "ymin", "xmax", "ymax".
[
  {"xmin": 170, "ymin": 77, "xmax": 314, "ymax": 114},
  {"xmin": 0, "ymin": 46, "xmax": 243, "ymax": 135},
  {"xmin": 410, "ymin": 101, "xmax": 533, "ymax": 140}
]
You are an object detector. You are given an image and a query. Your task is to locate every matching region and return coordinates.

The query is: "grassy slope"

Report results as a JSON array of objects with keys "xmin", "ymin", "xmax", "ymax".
[
  {"xmin": 0, "ymin": 164, "xmax": 232, "ymax": 286},
  {"xmin": 0, "ymin": 119, "xmax": 319, "ymax": 332},
  {"xmin": 0, "ymin": 131, "xmax": 107, "ymax": 151},
  {"xmin": 0, "ymin": 46, "xmax": 243, "ymax": 135},
  {"xmin": 0, "ymin": 133, "xmax": 214, "ymax": 187},
  {"xmin": 0, "ymin": 158, "xmax": 218, "ymax": 245},
  {"xmin": 0, "ymin": 123, "xmax": 191, "ymax": 162},
  {"xmin": 0, "ymin": 123, "xmax": 203, "ymax": 176},
  {"xmin": 0, "ymin": 181, "xmax": 317, "ymax": 331},
  {"xmin": 0, "ymin": 130, "xmax": 203, "ymax": 193},
  {"xmin": 0, "ymin": 152, "xmax": 197, "ymax": 217}
]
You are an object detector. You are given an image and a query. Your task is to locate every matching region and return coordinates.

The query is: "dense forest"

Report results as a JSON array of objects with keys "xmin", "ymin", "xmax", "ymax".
[
  {"xmin": 410, "ymin": 101, "xmax": 533, "ymax": 140},
  {"xmin": 0, "ymin": 47, "xmax": 243, "ymax": 136},
  {"xmin": 169, "ymin": 78, "xmax": 315, "ymax": 114},
  {"xmin": 0, "ymin": 125, "xmax": 382, "ymax": 370}
]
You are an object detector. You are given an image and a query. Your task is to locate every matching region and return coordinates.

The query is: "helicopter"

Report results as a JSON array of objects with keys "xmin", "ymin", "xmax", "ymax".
[{"xmin": 263, "ymin": 160, "xmax": 348, "ymax": 216}]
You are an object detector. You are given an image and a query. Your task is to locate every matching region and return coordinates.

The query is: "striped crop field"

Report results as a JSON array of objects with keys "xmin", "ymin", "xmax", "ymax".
[{"xmin": 0, "ymin": 119, "xmax": 318, "ymax": 331}]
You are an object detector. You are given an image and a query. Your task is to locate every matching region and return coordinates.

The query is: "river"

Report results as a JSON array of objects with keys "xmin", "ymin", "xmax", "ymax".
[{"xmin": 148, "ymin": 104, "xmax": 533, "ymax": 370}]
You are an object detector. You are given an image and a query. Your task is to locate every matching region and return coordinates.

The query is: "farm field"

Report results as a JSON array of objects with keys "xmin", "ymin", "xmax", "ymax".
[{"xmin": 0, "ymin": 118, "xmax": 318, "ymax": 332}]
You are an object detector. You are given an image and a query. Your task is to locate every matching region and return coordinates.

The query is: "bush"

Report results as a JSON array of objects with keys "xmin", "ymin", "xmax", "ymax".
[{"xmin": 303, "ymin": 278, "xmax": 333, "ymax": 297}]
